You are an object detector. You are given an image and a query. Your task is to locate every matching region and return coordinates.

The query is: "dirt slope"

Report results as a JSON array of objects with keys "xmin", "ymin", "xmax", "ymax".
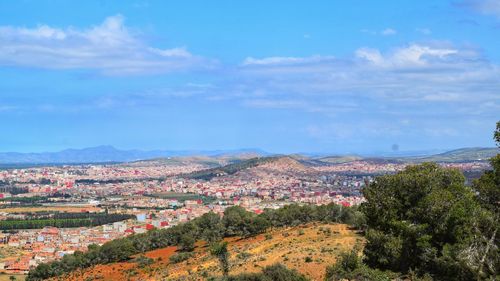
[{"xmin": 55, "ymin": 223, "xmax": 363, "ymax": 281}]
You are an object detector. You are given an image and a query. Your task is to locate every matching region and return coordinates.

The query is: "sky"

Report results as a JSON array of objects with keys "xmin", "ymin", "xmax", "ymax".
[{"xmin": 0, "ymin": 0, "xmax": 499, "ymax": 154}]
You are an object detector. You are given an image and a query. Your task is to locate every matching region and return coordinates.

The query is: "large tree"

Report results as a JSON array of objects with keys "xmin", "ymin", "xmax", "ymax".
[
  {"xmin": 469, "ymin": 121, "xmax": 500, "ymax": 278},
  {"xmin": 211, "ymin": 241, "xmax": 230, "ymax": 277},
  {"xmin": 361, "ymin": 162, "xmax": 497, "ymax": 280},
  {"xmin": 494, "ymin": 121, "xmax": 500, "ymax": 147}
]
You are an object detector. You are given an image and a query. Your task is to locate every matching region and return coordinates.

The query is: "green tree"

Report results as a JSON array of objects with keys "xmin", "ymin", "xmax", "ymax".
[
  {"xmin": 179, "ymin": 234, "xmax": 196, "ymax": 252},
  {"xmin": 494, "ymin": 121, "xmax": 500, "ymax": 147},
  {"xmin": 225, "ymin": 263, "xmax": 308, "ymax": 281},
  {"xmin": 361, "ymin": 163, "xmax": 491, "ymax": 280},
  {"xmin": 211, "ymin": 241, "xmax": 230, "ymax": 277},
  {"xmin": 325, "ymin": 247, "xmax": 398, "ymax": 281},
  {"xmin": 469, "ymin": 124, "xmax": 500, "ymax": 278},
  {"xmin": 196, "ymin": 212, "xmax": 225, "ymax": 244}
]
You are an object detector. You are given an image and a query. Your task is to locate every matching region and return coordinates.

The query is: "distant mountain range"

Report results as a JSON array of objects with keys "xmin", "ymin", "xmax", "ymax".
[
  {"xmin": 0, "ymin": 145, "xmax": 270, "ymax": 165},
  {"xmin": 0, "ymin": 146, "xmax": 497, "ymax": 165}
]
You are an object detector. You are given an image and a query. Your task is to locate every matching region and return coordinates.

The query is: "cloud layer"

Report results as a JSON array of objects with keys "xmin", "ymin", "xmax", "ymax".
[
  {"xmin": 0, "ymin": 15, "xmax": 211, "ymax": 75},
  {"xmin": 228, "ymin": 43, "xmax": 500, "ymax": 140},
  {"xmin": 458, "ymin": 0, "xmax": 500, "ymax": 18},
  {"xmin": 1, "ymin": 13, "xmax": 499, "ymax": 148}
]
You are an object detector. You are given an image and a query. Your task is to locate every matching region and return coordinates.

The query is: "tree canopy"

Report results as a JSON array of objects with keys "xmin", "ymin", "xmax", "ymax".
[{"xmin": 361, "ymin": 162, "xmax": 499, "ymax": 280}]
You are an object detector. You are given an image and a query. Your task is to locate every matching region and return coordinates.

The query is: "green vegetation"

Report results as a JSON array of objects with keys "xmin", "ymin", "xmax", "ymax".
[
  {"xmin": 186, "ymin": 157, "xmax": 278, "ymax": 180},
  {"xmin": 360, "ymin": 161, "xmax": 499, "ymax": 280},
  {"xmin": 211, "ymin": 241, "xmax": 230, "ymax": 276},
  {"xmin": 494, "ymin": 121, "xmax": 500, "ymax": 146},
  {"xmin": 26, "ymin": 122, "xmax": 500, "ymax": 281},
  {"xmin": 132, "ymin": 255, "xmax": 154, "ymax": 267},
  {"xmin": 0, "ymin": 213, "xmax": 133, "ymax": 230},
  {"xmin": 325, "ymin": 247, "xmax": 401, "ymax": 281},
  {"xmin": 221, "ymin": 264, "xmax": 309, "ymax": 281},
  {"xmin": 168, "ymin": 252, "xmax": 193, "ymax": 264},
  {"xmin": 0, "ymin": 196, "xmax": 48, "ymax": 204},
  {"xmin": 145, "ymin": 192, "xmax": 216, "ymax": 203},
  {"xmin": 0, "ymin": 186, "xmax": 29, "ymax": 195},
  {"xmin": 403, "ymin": 147, "xmax": 500, "ymax": 163},
  {"xmin": 27, "ymin": 203, "xmax": 361, "ymax": 280}
]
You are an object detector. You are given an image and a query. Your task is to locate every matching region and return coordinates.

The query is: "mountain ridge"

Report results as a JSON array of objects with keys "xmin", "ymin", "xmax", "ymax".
[
  {"xmin": 0, "ymin": 146, "xmax": 270, "ymax": 164},
  {"xmin": 0, "ymin": 146, "xmax": 497, "ymax": 165}
]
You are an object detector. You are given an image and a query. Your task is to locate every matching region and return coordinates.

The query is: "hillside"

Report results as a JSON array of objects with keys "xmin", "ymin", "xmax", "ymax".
[
  {"xmin": 314, "ymin": 147, "xmax": 499, "ymax": 165},
  {"xmin": 317, "ymin": 155, "xmax": 363, "ymax": 164},
  {"xmin": 55, "ymin": 223, "xmax": 362, "ymax": 281},
  {"xmin": 400, "ymin": 147, "xmax": 499, "ymax": 163}
]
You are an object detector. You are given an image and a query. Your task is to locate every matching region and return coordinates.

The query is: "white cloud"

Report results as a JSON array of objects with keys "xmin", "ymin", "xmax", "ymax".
[
  {"xmin": 236, "ymin": 43, "xmax": 500, "ymax": 119},
  {"xmin": 361, "ymin": 28, "xmax": 397, "ymax": 36},
  {"xmin": 242, "ymin": 55, "xmax": 335, "ymax": 66},
  {"xmin": 0, "ymin": 15, "xmax": 212, "ymax": 75},
  {"xmin": 381, "ymin": 28, "xmax": 397, "ymax": 36},
  {"xmin": 458, "ymin": 0, "xmax": 500, "ymax": 18},
  {"xmin": 416, "ymin": 28, "xmax": 432, "ymax": 35},
  {"xmin": 356, "ymin": 44, "xmax": 462, "ymax": 67}
]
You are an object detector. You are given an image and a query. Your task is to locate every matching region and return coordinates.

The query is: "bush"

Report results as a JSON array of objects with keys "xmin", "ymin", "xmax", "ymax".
[
  {"xmin": 132, "ymin": 255, "xmax": 153, "ymax": 267},
  {"xmin": 325, "ymin": 248, "xmax": 398, "ymax": 281},
  {"xmin": 225, "ymin": 263, "xmax": 309, "ymax": 281},
  {"xmin": 169, "ymin": 252, "xmax": 193, "ymax": 264}
]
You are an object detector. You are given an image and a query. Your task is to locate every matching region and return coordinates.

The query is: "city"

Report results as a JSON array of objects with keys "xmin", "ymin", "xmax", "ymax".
[
  {"xmin": 1, "ymin": 0, "xmax": 499, "ymax": 280},
  {"xmin": 0, "ymin": 151, "xmax": 494, "ymax": 277}
]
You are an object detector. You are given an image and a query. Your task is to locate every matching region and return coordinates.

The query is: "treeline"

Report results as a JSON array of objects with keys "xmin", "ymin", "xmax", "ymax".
[
  {"xmin": 27, "ymin": 203, "xmax": 362, "ymax": 280},
  {"xmin": 0, "ymin": 194, "xmax": 70, "ymax": 206},
  {"xmin": 75, "ymin": 176, "xmax": 166, "ymax": 185},
  {"xmin": 0, "ymin": 213, "xmax": 133, "ymax": 230},
  {"xmin": 0, "ymin": 196, "xmax": 48, "ymax": 204},
  {"xmin": 0, "ymin": 186, "xmax": 29, "ymax": 195}
]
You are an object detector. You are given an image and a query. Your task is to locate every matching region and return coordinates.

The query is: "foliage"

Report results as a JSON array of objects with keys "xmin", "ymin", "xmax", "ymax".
[
  {"xmin": 223, "ymin": 206, "xmax": 269, "ymax": 237},
  {"xmin": 361, "ymin": 162, "xmax": 499, "ymax": 280},
  {"xmin": 196, "ymin": 212, "xmax": 225, "ymax": 243},
  {"xmin": 0, "ymin": 213, "xmax": 133, "ymax": 230},
  {"xmin": 186, "ymin": 157, "xmax": 278, "ymax": 181},
  {"xmin": 132, "ymin": 255, "xmax": 154, "ymax": 267},
  {"xmin": 27, "ymin": 203, "xmax": 363, "ymax": 280},
  {"xmin": 0, "ymin": 186, "xmax": 29, "ymax": 195},
  {"xmin": 326, "ymin": 248, "xmax": 398, "ymax": 281},
  {"xmin": 211, "ymin": 241, "xmax": 230, "ymax": 276},
  {"xmin": 169, "ymin": 252, "xmax": 193, "ymax": 264},
  {"xmin": 224, "ymin": 263, "xmax": 309, "ymax": 281},
  {"xmin": 470, "ymin": 153, "xmax": 500, "ymax": 278},
  {"xmin": 494, "ymin": 121, "xmax": 500, "ymax": 147}
]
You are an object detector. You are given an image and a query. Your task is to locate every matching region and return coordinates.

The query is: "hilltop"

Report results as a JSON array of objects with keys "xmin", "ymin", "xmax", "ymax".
[
  {"xmin": 183, "ymin": 156, "xmax": 311, "ymax": 181},
  {"xmin": 399, "ymin": 147, "xmax": 500, "ymax": 163}
]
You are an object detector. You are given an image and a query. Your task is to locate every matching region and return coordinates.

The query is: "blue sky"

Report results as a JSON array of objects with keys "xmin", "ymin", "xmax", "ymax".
[{"xmin": 0, "ymin": 0, "xmax": 499, "ymax": 154}]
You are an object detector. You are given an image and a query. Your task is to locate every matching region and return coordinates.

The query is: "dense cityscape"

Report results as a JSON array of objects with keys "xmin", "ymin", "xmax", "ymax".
[
  {"xmin": 0, "ymin": 153, "xmax": 492, "ymax": 275},
  {"xmin": 2, "ymin": 1, "xmax": 500, "ymax": 280}
]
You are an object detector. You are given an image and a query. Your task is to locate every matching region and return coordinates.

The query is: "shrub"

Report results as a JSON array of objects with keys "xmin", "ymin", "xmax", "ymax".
[
  {"xmin": 133, "ymin": 255, "xmax": 154, "ymax": 267},
  {"xmin": 169, "ymin": 252, "xmax": 193, "ymax": 264}
]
